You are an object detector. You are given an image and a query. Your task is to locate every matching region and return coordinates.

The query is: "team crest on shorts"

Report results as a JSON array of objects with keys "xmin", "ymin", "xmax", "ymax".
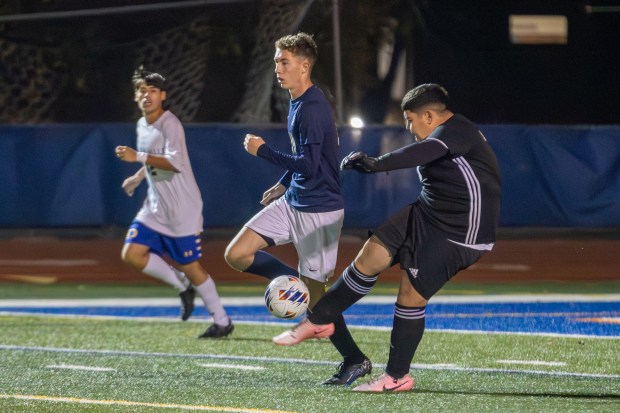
[{"xmin": 126, "ymin": 228, "xmax": 138, "ymax": 239}]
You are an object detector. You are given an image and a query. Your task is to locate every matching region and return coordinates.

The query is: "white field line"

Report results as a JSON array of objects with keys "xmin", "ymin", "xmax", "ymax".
[
  {"xmin": 0, "ymin": 394, "xmax": 296, "ymax": 413},
  {"xmin": 197, "ymin": 362, "xmax": 265, "ymax": 371},
  {"xmin": 1, "ymin": 293, "xmax": 620, "ymax": 307},
  {"xmin": 2, "ymin": 344, "xmax": 620, "ymax": 381},
  {"xmin": 496, "ymin": 360, "xmax": 567, "ymax": 367}
]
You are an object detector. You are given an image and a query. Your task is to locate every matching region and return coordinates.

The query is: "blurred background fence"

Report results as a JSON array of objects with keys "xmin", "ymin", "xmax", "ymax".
[
  {"xmin": 2, "ymin": 123, "xmax": 619, "ymax": 230},
  {"xmin": 1, "ymin": 1, "xmax": 619, "ymax": 235}
]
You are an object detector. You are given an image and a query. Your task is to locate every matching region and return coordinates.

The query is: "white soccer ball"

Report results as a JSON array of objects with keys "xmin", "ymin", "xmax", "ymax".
[{"xmin": 264, "ymin": 275, "xmax": 310, "ymax": 319}]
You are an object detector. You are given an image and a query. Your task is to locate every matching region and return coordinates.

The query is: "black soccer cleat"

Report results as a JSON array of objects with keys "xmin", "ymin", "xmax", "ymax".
[
  {"xmin": 198, "ymin": 322, "xmax": 234, "ymax": 339},
  {"xmin": 322, "ymin": 358, "xmax": 372, "ymax": 386},
  {"xmin": 179, "ymin": 286, "xmax": 196, "ymax": 321}
]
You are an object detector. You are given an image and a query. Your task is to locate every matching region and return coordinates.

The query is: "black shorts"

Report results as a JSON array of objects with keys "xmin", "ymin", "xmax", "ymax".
[{"xmin": 372, "ymin": 202, "xmax": 485, "ymax": 300}]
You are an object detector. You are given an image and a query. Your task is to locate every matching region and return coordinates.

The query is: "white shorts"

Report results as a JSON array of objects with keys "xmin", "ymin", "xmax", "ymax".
[{"xmin": 246, "ymin": 197, "xmax": 344, "ymax": 283}]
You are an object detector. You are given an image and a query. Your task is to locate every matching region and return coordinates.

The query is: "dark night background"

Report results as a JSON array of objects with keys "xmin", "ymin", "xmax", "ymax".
[{"xmin": 0, "ymin": 0, "xmax": 618, "ymax": 125}]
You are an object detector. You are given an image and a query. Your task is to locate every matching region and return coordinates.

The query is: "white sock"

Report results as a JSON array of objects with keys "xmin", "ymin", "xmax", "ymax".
[
  {"xmin": 142, "ymin": 253, "xmax": 189, "ymax": 291},
  {"xmin": 169, "ymin": 266, "xmax": 192, "ymax": 290},
  {"xmin": 195, "ymin": 277, "xmax": 229, "ymax": 326}
]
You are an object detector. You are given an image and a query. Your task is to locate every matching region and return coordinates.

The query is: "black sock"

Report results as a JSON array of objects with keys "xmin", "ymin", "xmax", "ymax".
[
  {"xmin": 329, "ymin": 314, "xmax": 367, "ymax": 364},
  {"xmin": 308, "ymin": 263, "xmax": 378, "ymax": 325},
  {"xmin": 385, "ymin": 304, "xmax": 426, "ymax": 379},
  {"xmin": 245, "ymin": 250, "xmax": 298, "ymax": 280}
]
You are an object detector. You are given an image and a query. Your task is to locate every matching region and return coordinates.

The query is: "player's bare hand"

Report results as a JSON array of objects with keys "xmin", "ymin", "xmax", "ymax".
[
  {"xmin": 115, "ymin": 146, "xmax": 137, "ymax": 162},
  {"xmin": 121, "ymin": 175, "xmax": 142, "ymax": 197},
  {"xmin": 244, "ymin": 134, "xmax": 265, "ymax": 156},
  {"xmin": 260, "ymin": 182, "xmax": 286, "ymax": 206}
]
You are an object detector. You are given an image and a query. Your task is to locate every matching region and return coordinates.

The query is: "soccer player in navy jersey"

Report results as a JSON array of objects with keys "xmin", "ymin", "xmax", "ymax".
[
  {"xmin": 225, "ymin": 32, "xmax": 372, "ymax": 386},
  {"xmin": 273, "ymin": 83, "xmax": 502, "ymax": 392},
  {"xmin": 116, "ymin": 67, "xmax": 232, "ymax": 338}
]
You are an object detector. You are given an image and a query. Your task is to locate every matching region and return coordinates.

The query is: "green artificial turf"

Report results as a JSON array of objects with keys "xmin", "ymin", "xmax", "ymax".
[{"xmin": 0, "ymin": 315, "xmax": 618, "ymax": 413}]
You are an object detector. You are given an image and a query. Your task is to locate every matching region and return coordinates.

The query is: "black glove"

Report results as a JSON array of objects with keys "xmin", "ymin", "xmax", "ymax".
[{"xmin": 340, "ymin": 151, "xmax": 378, "ymax": 173}]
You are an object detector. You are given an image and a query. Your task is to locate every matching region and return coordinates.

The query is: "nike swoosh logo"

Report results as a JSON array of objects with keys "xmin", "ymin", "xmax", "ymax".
[{"xmin": 383, "ymin": 382, "xmax": 407, "ymax": 392}]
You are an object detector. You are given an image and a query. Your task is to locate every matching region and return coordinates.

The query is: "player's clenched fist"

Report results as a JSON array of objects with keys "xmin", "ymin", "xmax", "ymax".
[
  {"xmin": 340, "ymin": 151, "xmax": 377, "ymax": 173},
  {"xmin": 115, "ymin": 145, "xmax": 137, "ymax": 162},
  {"xmin": 340, "ymin": 151, "xmax": 366, "ymax": 170},
  {"xmin": 244, "ymin": 134, "xmax": 265, "ymax": 156}
]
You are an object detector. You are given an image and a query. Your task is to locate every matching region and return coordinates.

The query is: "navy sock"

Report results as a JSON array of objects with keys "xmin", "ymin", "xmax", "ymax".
[
  {"xmin": 386, "ymin": 304, "xmax": 426, "ymax": 379},
  {"xmin": 308, "ymin": 263, "xmax": 378, "ymax": 325},
  {"xmin": 245, "ymin": 250, "xmax": 298, "ymax": 280}
]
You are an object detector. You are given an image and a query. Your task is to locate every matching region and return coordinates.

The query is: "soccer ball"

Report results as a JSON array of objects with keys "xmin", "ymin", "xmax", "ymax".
[{"xmin": 264, "ymin": 275, "xmax": 310, "ymax": 319}]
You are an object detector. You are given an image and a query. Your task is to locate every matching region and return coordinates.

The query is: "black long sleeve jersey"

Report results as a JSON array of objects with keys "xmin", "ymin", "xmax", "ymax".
[{"xmin": 362, "ymin": 114, "xmax": 502, "ymax": 247}]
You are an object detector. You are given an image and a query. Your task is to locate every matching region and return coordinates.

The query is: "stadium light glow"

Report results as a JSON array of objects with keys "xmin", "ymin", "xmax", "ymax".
[{"xmin": 350, "ymin": 116, "xmax": 364, "ymax": 128}]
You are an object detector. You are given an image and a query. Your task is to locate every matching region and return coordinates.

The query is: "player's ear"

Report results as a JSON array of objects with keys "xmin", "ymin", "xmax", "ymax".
[
  {"xmin": 161, "ymin": 90, "xmax": 167, "ymax": 102},
  {"xmin": 301, "ymin": 59, "xmax": 310, "ymax": 74},
  {"xmin": 424, "ymin": 110, "xmax": 433, "ymax": 124}
]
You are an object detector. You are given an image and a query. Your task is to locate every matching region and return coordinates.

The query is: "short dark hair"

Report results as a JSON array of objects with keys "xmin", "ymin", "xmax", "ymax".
[
  {"xmin": 401, "ymin": 83, "xmax": 449, "ymax": 112},
  {"xmin": 275, "ymin": 32, "xmax": 318, "ymax": 66},
  {"xmin": 132, "ymin": 65, "xmax": 168, "ymax": 92}
]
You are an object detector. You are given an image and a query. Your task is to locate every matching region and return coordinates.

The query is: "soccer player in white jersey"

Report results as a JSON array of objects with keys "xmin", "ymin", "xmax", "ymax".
[
  {"xmin": 115, "ymin": 66, "xmax": 232, "ymax": 338},
  {"xmin": 272, "ymin": 84, "xmax": 502, "ymax": 392}
]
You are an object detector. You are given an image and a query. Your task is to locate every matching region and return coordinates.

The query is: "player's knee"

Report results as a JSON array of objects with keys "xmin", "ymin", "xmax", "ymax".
[
  {"xmin": 121, "ymin": 247, "xmax": 144, "ymax": 270},
  {"xmin": 224, "ymin": 243, "xmax": 248, "ymax": 271},
  {"xmin": 121, "ymin": 251, "xmax": 137, "ymax": 267},
  {"xmin": 120, "ymin": 248, "xmax": 131, "ymax": 264},
  {"xmin": 398, "ymin": 280, "xmax": 427, "ymax": 307},
  {"xmin": 355, "ymin": 235, "xmax": 391, "ymax": 275}
]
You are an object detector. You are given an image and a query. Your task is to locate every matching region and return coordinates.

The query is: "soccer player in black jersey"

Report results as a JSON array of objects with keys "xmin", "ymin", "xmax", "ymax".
[{"xmin": 273, "ymin": 83, "xmax": 502, "ymax": 392}]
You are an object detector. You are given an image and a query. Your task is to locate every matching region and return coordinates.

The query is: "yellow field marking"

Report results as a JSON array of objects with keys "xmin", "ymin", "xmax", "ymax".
[
  {"xmin": 0, "ymin": 394, "xmax": 298, "ymax": 413},
  {"xmin": 431, "ymin": 311, "xmax": 620, "ymax": 319},
  {"xmin": 441, "ymin": 289, "xmax": 486, "ymax": 295},
  {"xmin": 575, "ymin": 317, "xmax": 620, "ymax": 324},
  {"xmin": 467, "ymin": 263, "xmax": 531, "ymax": 272},
  {"xmin": 0, "ymin": 259, "xmax": 98, "ymax": 266},
  {"xmin": 0, "ymin": 275, "xmax": 58, "ymax": 284}
]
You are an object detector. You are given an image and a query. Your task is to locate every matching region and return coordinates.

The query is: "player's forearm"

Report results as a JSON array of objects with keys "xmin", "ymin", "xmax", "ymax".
[
  {"xmin": 134, "ymin": 166, "xmax": 146, "ymax": 180},
  {"xmin": 367, "ymin": 141, "xmax": 448, "ymax": 172},
  {"xmin": 256, "ymin": 144, "xmax": 317, "ymax": 177},
  {"xmin": 143, "ymin": 154, "xmax": 179, "ymax": 172}
]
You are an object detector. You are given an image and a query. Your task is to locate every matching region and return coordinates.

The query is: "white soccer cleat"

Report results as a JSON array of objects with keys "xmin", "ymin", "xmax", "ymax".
[
  {"xmin": 352, "ymin": 372, "xmax": 414, "ymax": 393},
  {"xmin": 272, "ymin": 319, "xmax": 335, "ymax": 346}
]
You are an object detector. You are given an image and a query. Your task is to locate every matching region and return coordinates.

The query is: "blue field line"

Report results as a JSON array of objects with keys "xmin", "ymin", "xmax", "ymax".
[{"xmin": 1, "ymin": 298, "xmax": 618, "ymax": 337}]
